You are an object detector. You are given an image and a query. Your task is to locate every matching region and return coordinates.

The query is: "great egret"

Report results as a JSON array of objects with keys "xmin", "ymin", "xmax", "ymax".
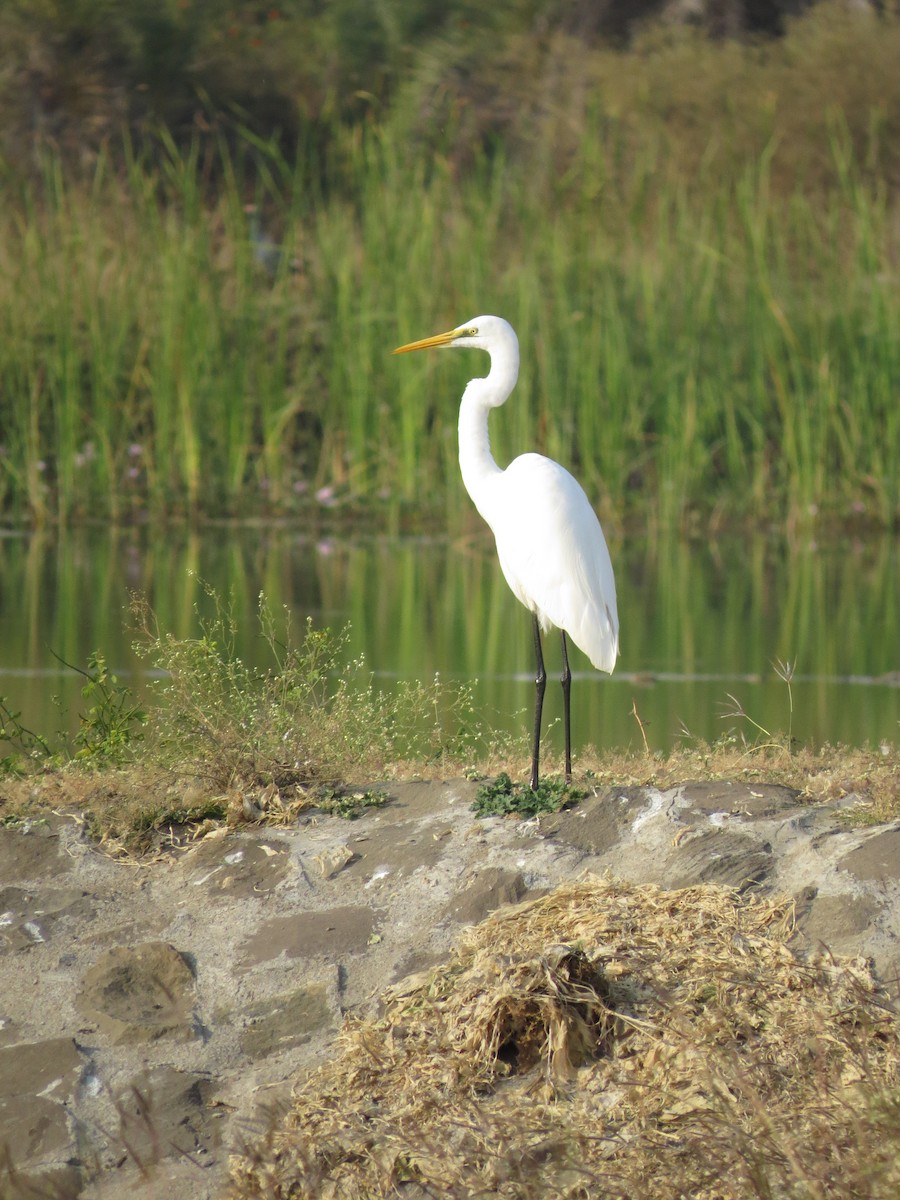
[{"xmin": 393, "ymin": 315, "xmax": 618, "ymax": 790}]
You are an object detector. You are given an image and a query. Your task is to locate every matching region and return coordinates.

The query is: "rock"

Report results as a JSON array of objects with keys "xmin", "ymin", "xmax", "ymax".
[
  {"xmin": 74, "ymin": 1066, "xmax": 224, "ymax": 1200},
  {"xmin": 0, "ymin": 1037, "xmax": 83, "ymax": 1155},
  {"xmin": 442, "ymin": 867, "xmax": 529, "ymax": 925},
  {"xmin": 667, "ymin": 828, "xmax": 774, "ymax": 891},
  {"xmin": 237, "ymin": 984, "xmax": 332, "ymax": 1057},
  {"xmin": 798, "ymin": 892, "xmax": 882, "ymax": 953},
  {"xmin": 187, "ymin": 837, "xmax": 291, "ymax": 897},
  {"xmin": 543, "ymin": 786, "xmax": 649, "ymax": 853},
  {"xmin": 1, "ymin": 777, "xmax": 900, "ymax": 1199},
  {"xmin": 0, "ymin": 816, "xmax": 72, "ymax": 882},
  {"xmin": 106, "ymin": 1065, "xmax": 222, "ymax": 1173},
  {"xmin": 0, "ymin": 886, "xmax": 95, "ymax": 953},
  {"xmin": 77, "ymin": 942, "xmax": 197, "ymax": 1044},
  {"xmin": 839, "ymin": 828, "xmax": 900, "ymax": 882},
  {"xmin": 0, "ymin": 1037, "xmax": 84, "ymax": 1198},
  {"xmin": 240, "ymin": 906, "xmax": 380, "ymax": 967}
]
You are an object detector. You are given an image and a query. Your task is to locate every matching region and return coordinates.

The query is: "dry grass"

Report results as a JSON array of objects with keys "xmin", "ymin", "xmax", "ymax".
[
  {"xmin": 1, "ymin": 740, "xmax": 898, "ymax": 854},
  {"xmin": 484, "ymin": 739, "xmax": 900, "ymax": 828},
  {"xmin": 228, "ymin": 877, "xmax": 900, "ymax": 1199}
]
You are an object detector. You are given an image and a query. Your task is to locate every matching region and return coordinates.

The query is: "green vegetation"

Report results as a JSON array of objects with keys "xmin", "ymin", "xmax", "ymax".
[
  {"xmin": 314, "ymin": 787, "xmax": 389, "ymax": 819},
  {"xmin": 0, "ymin": 580, "xmax": 897, "ymax": 847},
  {"xmin": 130, "ymin": 587, "xmax": 485, "ymax": 792},
  {"xmin": 0, "ymin": 4, "xmax": 898, "ymax": 530},
  {"xmin": 472, "ymin": 770, "xmax": 584, "ymax": 817},
  {"xmin": 0, "ymin": 651, "xmax": 145, "ymax": 774},
  {"xmin": 65, "ymin": 650, "xmax": 147, "ymax": 762},
  {"xmin": 0, "ymin": 585, "xmax": 497, "ymax": 845},
  {"xmin": 0, "ymin": 696, "xmax": 54, "ymax": 775}
]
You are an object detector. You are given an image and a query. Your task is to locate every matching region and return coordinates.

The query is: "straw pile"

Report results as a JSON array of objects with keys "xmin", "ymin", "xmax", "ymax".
[{"xmin": 229, "ymin": 878, "xmax": 900, "ymax": 1199}]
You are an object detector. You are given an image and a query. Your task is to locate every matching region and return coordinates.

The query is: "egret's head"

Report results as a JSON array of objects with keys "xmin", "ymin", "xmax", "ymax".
[{"xmin": 393, "ymin": 315, "xmax": 517, "ymax": 359}]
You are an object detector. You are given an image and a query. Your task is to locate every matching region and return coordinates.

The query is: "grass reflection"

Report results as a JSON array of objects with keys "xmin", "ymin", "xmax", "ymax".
[{"xmin": 0, "ymin": 526, "xmax": 896, "ymax": 759}]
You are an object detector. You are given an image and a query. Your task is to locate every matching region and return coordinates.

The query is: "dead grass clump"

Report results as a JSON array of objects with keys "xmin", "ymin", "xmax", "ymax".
[{"xmin": 228, "ymin": 878, "xmax": 900, "ymax": 1199}]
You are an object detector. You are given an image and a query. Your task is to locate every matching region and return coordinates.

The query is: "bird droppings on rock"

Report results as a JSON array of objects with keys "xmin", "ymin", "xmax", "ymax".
[{"xmin": 187, "ymin": 836, "xmax": 291, "ymax": 897}]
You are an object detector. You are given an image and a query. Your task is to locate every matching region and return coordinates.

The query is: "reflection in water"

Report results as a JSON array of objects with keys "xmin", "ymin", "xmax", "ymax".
[{"xmin": 0, "ymin": 524, "xmax": 897, "ymax": 758}]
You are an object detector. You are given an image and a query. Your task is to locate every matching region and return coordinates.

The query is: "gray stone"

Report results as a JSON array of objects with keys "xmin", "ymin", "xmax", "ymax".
[
  {"xmin": 241, "ymin": 906, "xmax": 379, "ymax": 967},
  {"xmin": 0, "ymin": 819, "xmax": 72, "ymax": 883},
  {"xmin": 0, "ymin": 1161, "xmax": 82, "ymax": 1200},
  {"xmin": 668, "ymin": 829, "xmax": 774, "ymax": 891},
  {"xmin": 442, "ymin": 868, "xmax": 530, "ymax": 926},
  {"xmin": 188, "ymin": 836, "xmax": 291, "ymax": 898},
  {"xmin": 109, "ymin": 1065, "xmax": 222, "ymax": 1172},
  {"xmin": 238, "ymin": 984, "xmax": 332, "ymax": 1057},
  {"xmin": 0, "ymin": 886, "xmax": 95, "ymax": 954},
  {"xmin": 0, "ymin": 1037, "xmax": 83, "ymax": 1180},
  {"xmin": 839, "ymin": 829, "xmax": 900, "ymax": 883},
  {"xmin": 544, "ymin": 787, "xmax": 649, "ymax": 853},
  {"xmin": 340, "ymin": 786, "xmax": 456, "ymax": 881},
  {"xmin": 796, "ymin": 893, "xmax": 882, "ymax": 952},
  {"xmin": 77, "ymin": 942, "xmax": 196, "ymax": 1044},
  {"xmin": 1, "ymin": 775, "xmax": 900, "ymax": 1200},
  {"xmin": 677, "ymin": 780, "xmax": 802, "ymax": 819}
]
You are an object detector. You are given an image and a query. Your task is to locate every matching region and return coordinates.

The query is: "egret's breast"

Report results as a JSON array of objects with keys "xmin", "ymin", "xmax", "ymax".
[{"xmin": 483, "ymin": 454, "xmax": 618, "ymax": 672}]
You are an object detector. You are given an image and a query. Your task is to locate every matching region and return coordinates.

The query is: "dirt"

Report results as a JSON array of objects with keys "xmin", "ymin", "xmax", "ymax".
[{"xmin": 1, "ymin": 777, "xmax": 899, "ymax": 1199}]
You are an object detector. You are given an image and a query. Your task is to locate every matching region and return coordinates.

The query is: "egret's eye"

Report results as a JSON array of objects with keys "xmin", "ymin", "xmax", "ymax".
[{"xmin": 466, "ymin": 327, "xmax": 478, "ymax": 336}]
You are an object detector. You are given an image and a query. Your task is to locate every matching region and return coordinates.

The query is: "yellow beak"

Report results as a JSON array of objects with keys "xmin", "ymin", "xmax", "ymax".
[{"xmin": 392, "ymin": 328, "xmax": 459, "ymax": 355}]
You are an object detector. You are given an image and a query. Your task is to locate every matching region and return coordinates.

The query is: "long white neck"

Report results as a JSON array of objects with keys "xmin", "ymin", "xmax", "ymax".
[{"xmin": 457, "ymin": 350, "xmax": 519, "ymax": 521}]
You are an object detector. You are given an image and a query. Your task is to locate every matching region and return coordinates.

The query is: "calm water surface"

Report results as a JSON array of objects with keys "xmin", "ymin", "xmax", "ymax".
[{"xmin": 0, "ymin": 524, "xmax": 897, "ymax": 759}]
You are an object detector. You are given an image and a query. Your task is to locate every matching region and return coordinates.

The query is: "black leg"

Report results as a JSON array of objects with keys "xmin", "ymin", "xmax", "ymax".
[
  {"xmin": 561, "ymin": 629, "xmax": 572, "ymax": 783},
  {"xmin": 530, "ymin": 613, "xmax": 546, "ymax": 791}
]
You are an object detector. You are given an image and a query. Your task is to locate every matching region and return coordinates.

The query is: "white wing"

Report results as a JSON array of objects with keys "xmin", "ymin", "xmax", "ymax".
[{"xmin": 483, "ymin": 453, "xmax": 619, "ymax": 673}]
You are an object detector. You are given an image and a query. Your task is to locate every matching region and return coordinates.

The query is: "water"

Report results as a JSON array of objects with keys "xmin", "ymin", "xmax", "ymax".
[{"xmin": 0, "ymin": 524, "xmax": 897, "ymax": 761}]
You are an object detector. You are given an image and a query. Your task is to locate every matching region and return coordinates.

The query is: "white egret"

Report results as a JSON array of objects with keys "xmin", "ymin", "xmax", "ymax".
[{"xmin": 393, "ymin": 315, "xmax": 618, "ymax": 790}]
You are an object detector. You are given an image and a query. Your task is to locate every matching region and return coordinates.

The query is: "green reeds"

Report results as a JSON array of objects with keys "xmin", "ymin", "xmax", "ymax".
[{"xmin": 0, "ymin": 94, "xmax": 897, "ymax": 529}]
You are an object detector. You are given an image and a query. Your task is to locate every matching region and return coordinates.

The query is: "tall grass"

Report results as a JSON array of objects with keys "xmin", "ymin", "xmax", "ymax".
[{"xmin": 0, "ymin": 18, "xmax": 898, "ymax": 529}]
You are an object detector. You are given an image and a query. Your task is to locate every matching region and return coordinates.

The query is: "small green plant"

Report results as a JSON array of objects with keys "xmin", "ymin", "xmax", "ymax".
[
  {"xmin": 66, "ymin": 650, "xmax": 146, "ymax": 764},
  {"xmin": 471, "ymin": 772, "xmax": 585, "ymax": 819},
  {"xmin": 1, "ymin": 652, "xmax": 145, "ymax": 775},
  {"xmin": 0, "ymin": 696, "xmax": 53, "ymax": 774},
  {"xmin": 0, "ymin": 813, "xmax": 50, "ymax": 832},
  {"xmin": 315, "ymin": 788, "xmax": 388, "ymax": 820}
]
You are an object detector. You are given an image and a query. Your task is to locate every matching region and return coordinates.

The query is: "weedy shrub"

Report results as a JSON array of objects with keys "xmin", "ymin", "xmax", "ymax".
[
  {"xmin": 67, "ymin": 651, "xmax": 147, "ymax": 763},
  {"xmin": 0, "ymin": 695, "xmax": 53, "ymax": 775},
  {"xmin": 132, "ymin": 585, "xmax": 487, "ymax": 793},
  {"xmin": 0, "ymin": 651, "xmax": 145, "ymax": 775}
]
